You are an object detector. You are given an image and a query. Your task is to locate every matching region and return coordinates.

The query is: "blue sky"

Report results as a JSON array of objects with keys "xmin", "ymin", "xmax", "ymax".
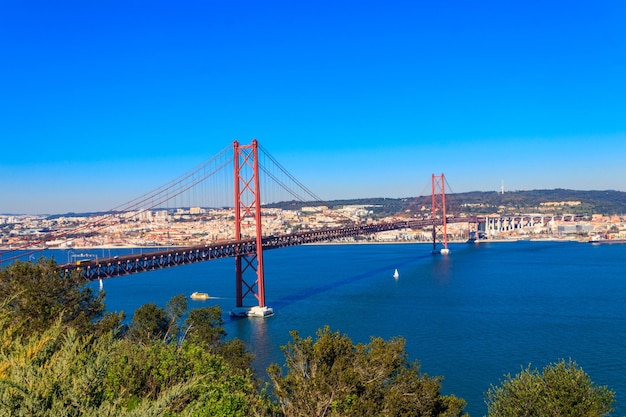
[{"xmin": 1, "ymin": 1, "xmax": 625, "ymax": 214}]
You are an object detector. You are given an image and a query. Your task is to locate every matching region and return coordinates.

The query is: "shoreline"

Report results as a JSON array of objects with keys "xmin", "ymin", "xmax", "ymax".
[{"xmin": 1, "ymin": 237, "xmax": 584, "ymax": 252}]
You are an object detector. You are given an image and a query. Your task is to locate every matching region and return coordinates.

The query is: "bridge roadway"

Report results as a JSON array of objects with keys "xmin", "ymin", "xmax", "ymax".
[
  {"xmin": 59, "ymin": 216, "xmax": 475, "ymax": 281},
  {"xmin": 59, "ymin": 213, "xmax": 585, "ymax": 281}
]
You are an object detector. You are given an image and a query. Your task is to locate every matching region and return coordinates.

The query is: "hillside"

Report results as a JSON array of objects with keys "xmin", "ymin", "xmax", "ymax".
[{"xmin": 268, "ymin": 189, "xmax": 626, "ymax": 217}]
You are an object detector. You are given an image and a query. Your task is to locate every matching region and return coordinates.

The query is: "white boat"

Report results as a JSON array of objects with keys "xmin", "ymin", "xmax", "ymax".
[
  {"xmin": 99, "ymin": 279, "xmax": 103, "ymax": 292},
  {"xmin": 393, "ymin": 269, "xmax": 399, "ymax": 279},
  {"xmin": 190, "ymin": 292, "xmax": 210, "ymax": 300}
]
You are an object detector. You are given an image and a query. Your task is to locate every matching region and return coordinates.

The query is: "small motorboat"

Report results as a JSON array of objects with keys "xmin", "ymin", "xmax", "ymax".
[{"xmin": 190, "ymin": 292, "xmax": 210, "ymax": 300}]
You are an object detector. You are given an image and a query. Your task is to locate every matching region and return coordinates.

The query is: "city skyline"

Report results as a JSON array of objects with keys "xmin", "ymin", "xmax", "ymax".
[{"xmin": 1, "ymin": 1, "xmax": 625, "ymax": 214}]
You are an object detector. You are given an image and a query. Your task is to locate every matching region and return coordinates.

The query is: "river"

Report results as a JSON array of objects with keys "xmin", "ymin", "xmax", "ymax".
[{"xmin": 7, "ymin": 241, "xmax": 626, "ymax": 416}]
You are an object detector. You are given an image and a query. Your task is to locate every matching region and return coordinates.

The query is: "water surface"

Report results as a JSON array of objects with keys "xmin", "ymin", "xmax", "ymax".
[{"xmin": 12, "ymin": 242, "xmax": 626, "ymax": 416}]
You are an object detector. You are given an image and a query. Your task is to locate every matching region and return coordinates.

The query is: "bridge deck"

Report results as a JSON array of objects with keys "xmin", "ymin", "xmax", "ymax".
[
  {"xmin": 60, "ymin": 217, "xmax": 477, "ymax": 280},
  {"xmin": 58, "ymin": 213, "xmax": 586, "ymax": 281}
]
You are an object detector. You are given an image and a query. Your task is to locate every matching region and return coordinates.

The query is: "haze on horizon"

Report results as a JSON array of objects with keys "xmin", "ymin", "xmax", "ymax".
[{"xmin": 1, "ymin": 1, "xmax": 624, "ymax": 215}]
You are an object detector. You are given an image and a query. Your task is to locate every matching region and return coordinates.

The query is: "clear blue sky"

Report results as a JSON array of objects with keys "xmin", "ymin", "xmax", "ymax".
[{"xmin": 1, "ymin": 1, "xmax": 625, "ymax": 214}]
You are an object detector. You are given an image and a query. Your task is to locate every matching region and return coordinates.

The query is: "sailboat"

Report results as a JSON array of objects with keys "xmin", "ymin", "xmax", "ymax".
[
  {"xmin": 99, "ymin": 279, "xmax": 103, "ymax": 292},
  {"xmin": 393, "ymin": 269, "xmax": 399, "ymax": 279}
]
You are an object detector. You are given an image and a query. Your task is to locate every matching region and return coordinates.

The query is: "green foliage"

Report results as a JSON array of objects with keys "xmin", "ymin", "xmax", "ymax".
[
  {"xmin": 218, "ymin": 338, "xmax": 254, "ymax": 374},
  {"xmin": 0, "ymin": 296, "xmax": 273, "ymax": 416},
  {"xmin": 95, "ymin": 310, "xmax": 126, "ymax": 337},
  {"xmin": 485, "ymin": 359, "xmax": 615, "ymax": 417},
  {"xmin": 128, "ymin": 303, "xmax": 169, "ymax": 342},
  {"xmin": 105, "ymin": 338, "xmax": 271, "ymax": 416},
  {"xmin": 0, "ymin": 258, "xmax": 112, "ymax": 337},
  {"xmin": 0, "ymin": 308, "xmax": 197, "ymax": 416},
  {"xmin": 164, "ymin": 294, "xmax": 188, "ymax": 341},
  {"xmin": 268, "ymin": 326, "xmax": 467, "ymax": 417},
  {"xmin": 184, "ymin": 306, "xmax": 253, "ymax": 371},
  {"xmin": 184, "ymin": 305, "xmax": 225, "ymax": 349}
]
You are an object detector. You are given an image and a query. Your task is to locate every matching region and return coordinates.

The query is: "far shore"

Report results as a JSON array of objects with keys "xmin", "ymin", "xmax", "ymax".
[{"xmin": 1, "ymin": 236, "xmax": 585, "ymax": 252}]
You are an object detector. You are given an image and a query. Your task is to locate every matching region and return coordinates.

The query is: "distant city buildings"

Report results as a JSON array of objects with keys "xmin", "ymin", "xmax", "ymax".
[{"xmin": 1, "ymin": 202, "xmax": 625, "ymax": 250}]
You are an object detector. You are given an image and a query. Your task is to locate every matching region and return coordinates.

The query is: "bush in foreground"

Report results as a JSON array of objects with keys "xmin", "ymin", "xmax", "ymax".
[
  {"xmin": 485, "ymin": 359, "xmax": 614, "ymax": 417},
  {"xmin": 0, "ymin": 300, "xmax": 273, "ymax": 416},
  {"xmin": 268, "ymin": 326, "xmax": 467, "ymax": 417},
  {"xmin": 0, "ymin": 258, "xmax": 122, "ymax": 337}
]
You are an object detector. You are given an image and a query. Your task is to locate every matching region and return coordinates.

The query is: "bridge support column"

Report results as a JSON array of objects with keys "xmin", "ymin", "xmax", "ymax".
[
  {"xmin": 231, "ymin": 139, "xmax": 273, "ymax": 317},
  {"xmin": 431, "ymin": 173, "xmax": 450, "ymax": 255}
]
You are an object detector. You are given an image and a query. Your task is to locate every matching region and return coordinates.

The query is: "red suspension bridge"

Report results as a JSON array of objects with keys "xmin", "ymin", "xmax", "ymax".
[{"xmin": 1, "ymin": 140, "xmax": 583, "ymax": 317}]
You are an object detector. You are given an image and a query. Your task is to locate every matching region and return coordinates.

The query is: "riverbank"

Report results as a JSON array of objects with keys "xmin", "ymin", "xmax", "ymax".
[{"xmin": 1, "ymin": 236, "xmax": 587, "ymax": 252}]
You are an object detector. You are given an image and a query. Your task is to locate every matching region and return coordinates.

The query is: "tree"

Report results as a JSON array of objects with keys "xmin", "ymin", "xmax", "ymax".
[
  {"xmin": 267, "ymin": 326, "xmax": 467, "ymax": 417},
  {"xmin": 164, "ymin": 293, "xmax": 188, "ymax": 341},
  {"xmin": 485, "ymin": 359, "xmax": 615, "ymax": 417},
  {"xmin": 184, "ymin": 306, "xmax": 253, "ymax": 372},
  {"xmin": 0, "ymin": 297, "xmax": 272, "ymax": 416},
  {"xmin": 128, "ymin": 302, "xmax": 169, "ymax": 342},
  {"xmin": 0, "ymin": 258, "xmax": 115, "ymax": 337},
  {"xmin": 0, "ymin": 300, "xmax": 197, "ymax": 416},
  {"xmin": 105, "ymin": 337, "xmax": 273, "ymax": 416},
  {"xmin": 128, "ymin": 294, "xmax": 191, "ymax": 343},
  {"xmin": 184, "ymin": 305, "xmax": 225, "ymax": 349}
]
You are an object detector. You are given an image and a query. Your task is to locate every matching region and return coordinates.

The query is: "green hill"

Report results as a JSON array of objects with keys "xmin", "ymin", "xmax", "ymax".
[{"xmin": 267, "ymin": 189, "xmax": 626, "ymax": 217}]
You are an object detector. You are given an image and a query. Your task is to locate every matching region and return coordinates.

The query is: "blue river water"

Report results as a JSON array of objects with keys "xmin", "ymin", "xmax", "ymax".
[{"xmin": 5, "ymin": 241, "xmax": 626, "ymax": 416}]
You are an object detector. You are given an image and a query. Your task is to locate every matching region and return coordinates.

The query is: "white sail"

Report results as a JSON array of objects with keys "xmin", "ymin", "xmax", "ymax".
[
  {"xmin": 393, "ymin": 269, "xmax": 399, "ymax": 279},
  {"xmin": 99, "ymin": 279, "xmax": 103, "ymax": 291}
]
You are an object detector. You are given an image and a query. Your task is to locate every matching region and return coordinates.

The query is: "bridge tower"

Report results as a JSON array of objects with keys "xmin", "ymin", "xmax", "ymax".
[
  {"xmin": 231, "ymin": 139, "xmax": 273, "ymax": 317},
  {"xmin": 431, "ymin": 173, "xmax": 450, "ymax": 255}
]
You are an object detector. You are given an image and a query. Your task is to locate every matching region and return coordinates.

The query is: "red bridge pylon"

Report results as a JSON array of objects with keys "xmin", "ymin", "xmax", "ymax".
[
  {"xmin": 431, "ymin": 173, "xmax": 450, "ymax": 255},
  {"xmin": 231, "ymin": 139, "xmax": 273, "ymax": 317}
]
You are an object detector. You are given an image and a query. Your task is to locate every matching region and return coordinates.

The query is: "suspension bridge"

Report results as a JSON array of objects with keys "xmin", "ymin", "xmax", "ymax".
[{"xmin": 0, "ymin": 140, "xmax": 583, "ymax": 317}]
